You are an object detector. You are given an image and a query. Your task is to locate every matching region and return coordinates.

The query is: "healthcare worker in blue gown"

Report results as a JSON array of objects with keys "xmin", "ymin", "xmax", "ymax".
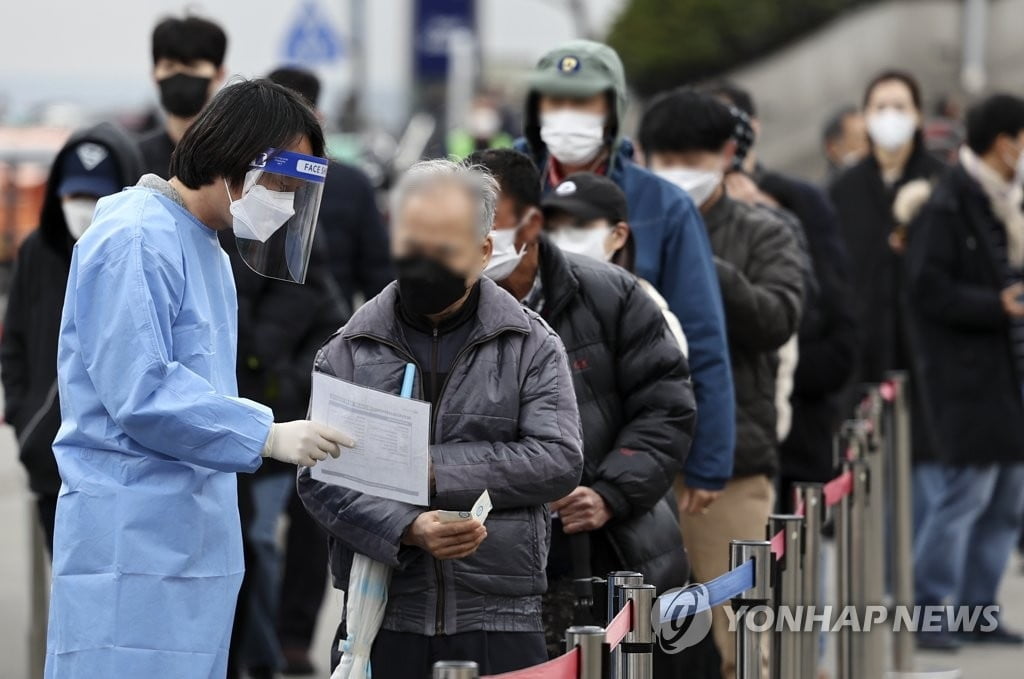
[{"xmin": 44, "ymin": 79, "xmax": 355, "ymax": 678}]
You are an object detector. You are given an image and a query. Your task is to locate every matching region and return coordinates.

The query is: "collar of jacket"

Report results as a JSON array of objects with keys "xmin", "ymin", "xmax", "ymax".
[
  {"xmin": 932, "ymin": 163, "xmax": 1005, "ymax": 281},
  {"xmin": 342, "ymin": 276, "xmax": 533, "ymax": 348},
  {"xmin": 862, "ymin": 138, "xmax": 941, "ymax": 187},
  {"xmin": 701, "ymin": 191, "xmax": 738, "ymax": 233},
  {"xmin": 535, "ymin": 235, "xmax": 581, "ymax": 320},
  {"xmin": 396, "ymin": 281, "xmax": 481, "ymax": 334},
  {"xmin": 515, "ymin": 136, "xmax": 634, "ymax": 187},
  {"xmin": 935, "ymin": 163, "xmax": 993, "ymax": 212}
]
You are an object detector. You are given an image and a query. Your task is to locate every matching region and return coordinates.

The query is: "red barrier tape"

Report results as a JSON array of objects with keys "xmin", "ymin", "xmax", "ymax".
[
  {"xmin": 823, "ymin": 469, "xmax": 854, "ymax": 507},
  {"xmin": 770, "ymin": 529, "xmax": 785, "ymax": 559},
  {"xmin": 482, "ymin": 647, "xmax": 580, "ymax": 679},
  {"xmin": 605, "ymin": 599, "xmax": 633, "ymax": 649},
  {"xmin": 488, "ymin": 465, "xmax": 858, "ymax": 679}
]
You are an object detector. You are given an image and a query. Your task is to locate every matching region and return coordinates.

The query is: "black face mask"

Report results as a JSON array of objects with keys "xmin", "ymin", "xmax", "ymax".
[
  {"xmin": 395, "ymin": 254, "xmax": 470, "ymax": 317},
  {"xmin": 158, "ymin": 73, "xmax": 212, "ymax": 118}
]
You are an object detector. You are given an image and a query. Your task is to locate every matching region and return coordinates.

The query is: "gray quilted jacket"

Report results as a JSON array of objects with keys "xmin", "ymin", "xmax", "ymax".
[{"xmin": 297, "ymin": 277, "xmax": 584, "ymax": 635}]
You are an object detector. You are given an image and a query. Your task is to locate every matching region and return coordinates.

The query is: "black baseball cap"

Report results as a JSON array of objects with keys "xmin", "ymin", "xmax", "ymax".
[
  {"xmin": 57, "ymin": 141, "xmax": 121, "ymax": 198},
  {"xmin": 542, "ymin": 172, "xmax": 628, "ymax": 223}
]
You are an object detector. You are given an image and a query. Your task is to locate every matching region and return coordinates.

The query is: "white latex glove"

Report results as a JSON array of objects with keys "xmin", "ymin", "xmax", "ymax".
[{"xmin": 262, "ymin": 421, "xmax": 355, "ymax": 467}]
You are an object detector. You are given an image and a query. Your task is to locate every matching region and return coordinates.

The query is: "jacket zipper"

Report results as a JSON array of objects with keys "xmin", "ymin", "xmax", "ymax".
[
  {"xmin": 429, "ymin": 327, "xmax": 513, "ymax": 635},
  {"xmin": 432, "ymin": 328, "xmax": 508, "ymax": 434},
  {"xmin": 431, "ymin": 327, "xmax": 445, "ymax": 636}
]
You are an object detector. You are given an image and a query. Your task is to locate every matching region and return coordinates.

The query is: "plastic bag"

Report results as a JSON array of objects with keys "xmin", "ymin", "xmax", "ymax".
[{"xmin": 331, "ymin": 554, "xmax": 393, "ymax": 679}]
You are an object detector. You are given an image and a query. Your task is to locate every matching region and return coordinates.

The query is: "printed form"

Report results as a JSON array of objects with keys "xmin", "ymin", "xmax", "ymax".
[{"xmin": 309, "ymin": 371, "xmax": 431, "ymax": 505}]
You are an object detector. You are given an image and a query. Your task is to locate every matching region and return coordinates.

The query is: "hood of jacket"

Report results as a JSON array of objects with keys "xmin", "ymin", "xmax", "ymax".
[
  {"xmin": 38, "ymin": 121, "xmax": 144, "ymax": 257},
  {"xmin": 522, "ymin": 40, "xmax": 628, "ymax": 168}
]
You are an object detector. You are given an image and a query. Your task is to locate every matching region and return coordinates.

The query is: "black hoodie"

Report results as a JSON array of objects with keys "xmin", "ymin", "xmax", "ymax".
[{"xmin": 1, "ymin": 122, "xmax": 143, "ymax": 495}]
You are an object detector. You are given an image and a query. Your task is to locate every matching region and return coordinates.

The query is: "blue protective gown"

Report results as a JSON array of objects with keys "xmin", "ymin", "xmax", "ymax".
[{"xmin": 44, "ymin": 185, "xmax": 274, "ymax": 678}]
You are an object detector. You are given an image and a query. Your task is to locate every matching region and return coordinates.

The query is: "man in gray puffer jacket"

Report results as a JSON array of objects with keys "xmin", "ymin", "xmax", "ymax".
[{"xmin": 298, "ymin": 159, "xmax": 584, "ymax": 678}]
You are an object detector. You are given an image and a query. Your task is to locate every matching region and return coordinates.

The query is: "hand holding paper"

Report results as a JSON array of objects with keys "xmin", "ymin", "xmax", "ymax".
[
  {"xmin": 437, "ymin": 490, "xmax": 493, "ymax": 524},
  {"xmin": 404, "ymin": 490, "xmax": 493, "ymax": 559},
  {"xmin": 403, "ymin": 510, "xmax": 487, "ymax": 560}
]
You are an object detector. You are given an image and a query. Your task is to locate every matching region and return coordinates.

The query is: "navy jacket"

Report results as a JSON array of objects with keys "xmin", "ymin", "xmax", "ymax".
[{"xmin": 516, "ymin": 138, "xmax": 735, "ymax": 489}]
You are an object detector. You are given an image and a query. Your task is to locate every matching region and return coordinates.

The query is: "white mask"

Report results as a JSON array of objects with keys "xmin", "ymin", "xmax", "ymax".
[
  {"xmin": 540, "ymin": 110, "xmax": 606, "ymax": 166},
  {"xmin": 866, "ymin": 109, "xmax": 917, "ymax": 151},
  {"xmin": 840, "ymin": 151, "xmax": 862, "ymax": 168},
  {"xmin": 549, "ymin": 226, "xmax": 613, "ymax": 262},
  {"xmin": 225, "ymin": 178, "xmax": 296, "ymax": 243},
  {"xmin": 484, "ymin": 211, "xmax": 533, "ymax": 280},
  {"xmin": 468, "ymin": 107, "xmax": 501, "ymax": 140},
  {"xmin": 655, "ymin": 167, "xmax": 723, "ymax": 207},
  {"xmin": 62, "ymin": 197, "xmax": 98, "ymax": 240}
]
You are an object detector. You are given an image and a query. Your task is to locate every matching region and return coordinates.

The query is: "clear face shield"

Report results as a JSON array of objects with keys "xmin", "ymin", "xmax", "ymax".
[{"xmin": 228, "ymin": 148, "xmax": 328, "ymax": 283}]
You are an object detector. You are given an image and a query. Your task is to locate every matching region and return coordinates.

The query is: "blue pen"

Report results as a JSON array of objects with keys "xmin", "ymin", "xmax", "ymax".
[{"xmin": 400, "ymin": 363, "xmax": 416, "ymax": 399}]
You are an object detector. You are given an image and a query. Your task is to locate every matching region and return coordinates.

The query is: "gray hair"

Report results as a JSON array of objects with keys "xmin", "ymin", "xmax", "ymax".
[{"xmin": 391, "ymin": 158, "xmax": 498, "ymax": 241}]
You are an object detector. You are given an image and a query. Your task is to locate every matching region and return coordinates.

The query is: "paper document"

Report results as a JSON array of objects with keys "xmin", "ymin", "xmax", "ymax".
[
  {"xmin": 437, "ymin": 490, "xmax": 493, "ymax": 524},
  {"xmin": 309, "ymin": 371, "xmax": 431, "ymax": 505}
]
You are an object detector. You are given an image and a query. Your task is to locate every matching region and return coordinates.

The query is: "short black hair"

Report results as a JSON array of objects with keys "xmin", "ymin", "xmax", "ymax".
[
  {"xmin": 170, "ymin": 79, "xmax": 324, "ymax": 189},
  {"xmin": 639, "ymin": 88, "xmax": 735, "ymax": 155},
  {"xmin": 267, "ymin": 67, "xmax": 322, "ymax": 108},
  {"xmin": 966, "ymin": 94, "xmax": 1024, "ymax": 155},
  {"xmin": 466, "ymin": 148, "xmax": 541, "ymax": 215},
  {"xmin": 823, "ymin": 105, "xmax": 860, "ymax": 144},
  {"xmin": 152, "ymin": 15, "xmax": 228, "ymax": 68},
  {"xmin": 863, "ymin": 70, "xmax": 922, "ymax": 111},
  {"xmin": 705, "ymin": 81, "xmax": 756, "ymax": 118}
]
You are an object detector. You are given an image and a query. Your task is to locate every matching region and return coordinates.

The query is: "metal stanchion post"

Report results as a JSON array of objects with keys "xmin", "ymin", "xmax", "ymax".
[
  {"xmin": 793, "ymin": 483, "xmax": 823, "ymax": 679},
  {"xmin": 885, "ymin": 371, "xmax": 915, "ymax": 673},
  {"xmin": 565, "ymin": 625, "xmax": 606, "ymax": 679},
  {"xmin": 620, "ymin": 584, "xmax": 656, "ymax": 679},
  {"xmin": 850, "ymin": 457, "xmax": 869, "ymax": 679},
  {"xmin": 859, "ymin": 391, "xmax": 889, "ymax": 679},
  {"xmin": 433, "ymin": 660, "xmax": 479, "ymax": 679},
  {"xmin": 607, "ymin": 571, "xmax": 643, "ymax": 678},
  {"xmin": 730, "ymin": 540, "xmax": 773, "ymax": 679},
  {"xmin": 835, "ymin": 456, "xmax": 854, "ymax": 679},
  {"xmin": 769, "ymin": 514, "xmax": 804, "ymax": 679}
]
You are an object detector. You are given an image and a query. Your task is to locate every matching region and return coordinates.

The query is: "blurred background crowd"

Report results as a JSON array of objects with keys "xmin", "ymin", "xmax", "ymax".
[{"xmin": 2, "ymin": 0, "xmax": 1021, "ymax": 269}]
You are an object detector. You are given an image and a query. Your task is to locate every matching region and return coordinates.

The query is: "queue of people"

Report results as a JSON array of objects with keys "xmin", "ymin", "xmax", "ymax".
[{"xmin": 2, "ymin": 10, "xmax": 1024, "ymax": 679}]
